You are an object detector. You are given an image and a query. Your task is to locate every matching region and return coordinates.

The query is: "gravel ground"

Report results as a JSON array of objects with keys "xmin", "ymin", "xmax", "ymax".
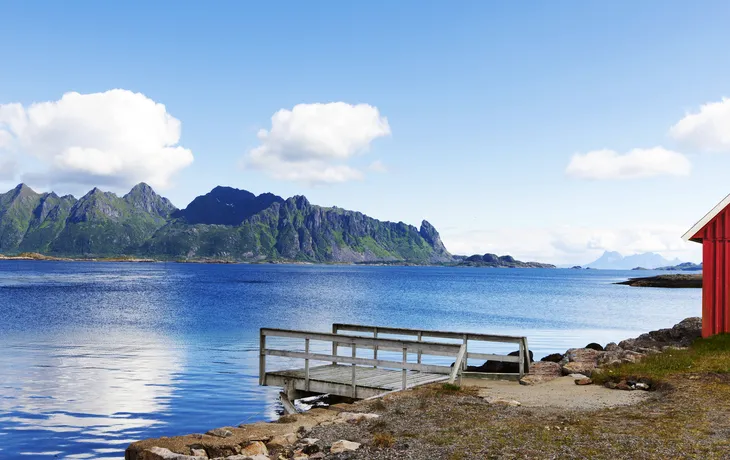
[{"xmin": 299, "ymin": 375, "xmax": 730, "ymax": 460}]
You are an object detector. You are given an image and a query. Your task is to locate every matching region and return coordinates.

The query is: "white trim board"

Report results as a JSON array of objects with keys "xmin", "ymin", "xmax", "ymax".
[{"xmin": 683, "ymin": 193, "xmax": 730, "ymax": 242}]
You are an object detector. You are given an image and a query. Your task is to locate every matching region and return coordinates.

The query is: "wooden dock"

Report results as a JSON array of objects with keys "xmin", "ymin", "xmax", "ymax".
[{"xmin": 259, "ymin": 324, "xmax": 529, "ymax": 407}]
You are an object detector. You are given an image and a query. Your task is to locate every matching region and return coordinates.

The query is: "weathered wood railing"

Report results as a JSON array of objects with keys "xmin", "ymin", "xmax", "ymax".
[
  {"xmin": 332, "ymin": 324, "xmax": 530, "ymax": 377},
  {"xmin": 259, "ymin": 328, "xmax": 466, "ymax": 395}
]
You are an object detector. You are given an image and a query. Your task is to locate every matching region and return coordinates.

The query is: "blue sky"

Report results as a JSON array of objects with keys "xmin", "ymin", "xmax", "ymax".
[{"xmin": 2, "ymin": 1, "xmax": 730, "ymax": 264}]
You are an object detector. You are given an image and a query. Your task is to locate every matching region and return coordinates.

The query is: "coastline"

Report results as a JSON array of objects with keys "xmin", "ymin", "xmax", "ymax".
[{"xmin": 125, "ymin": 318, "xmax": 718, "ymax": 460}]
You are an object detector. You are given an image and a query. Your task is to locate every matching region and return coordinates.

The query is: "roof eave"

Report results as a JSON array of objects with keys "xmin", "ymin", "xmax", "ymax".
[{"xmin": 682, "ymin": 193, "xmax": 730, "ymax": 244}]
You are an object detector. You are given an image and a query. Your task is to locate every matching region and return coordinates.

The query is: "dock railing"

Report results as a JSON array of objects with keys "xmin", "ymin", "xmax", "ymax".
[
  {"xmin": 259, "ymin": 327, "xmax": 466, "ymax": 395},
  {"xmin": 332, "ymin": 324, "xmax": 530, "ymax": 378}
]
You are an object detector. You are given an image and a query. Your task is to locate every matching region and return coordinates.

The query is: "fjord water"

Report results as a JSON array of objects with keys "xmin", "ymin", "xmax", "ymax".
[{"xmin": 0, "ymin": 262, "xmax": 700, "ymax": 459}]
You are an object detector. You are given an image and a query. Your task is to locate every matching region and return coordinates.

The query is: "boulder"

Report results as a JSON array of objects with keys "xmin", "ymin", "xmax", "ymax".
[
  {"xmin": 205, "ymin": 428, "xmax": 233, "ymax": 438},
  {"xmin": 519, "ymin": 361, "xmax": 562, "ymax": 385},
  {"xmin": 540, "ymin": 353, "xmax": 564, "ymax": 363},
  {"xmin": 267, "ymin": 433, "xmax": 298, "ymax": 448},
  {"xmin": 585, "ymin": 343, "xmax": 604, "ymax": 351},
  {"xmin": 140, "ymin": 447, "xmax": 207, "ymax": 460},
  {"xmin": 560, "ymin": 348, "xmax": 600, "ymax": 376},
  {"xmin": 575, "ymin": 378, "xmax": 593, "ymax": 385},
  {"xmin": 189, "ymin": 449, "xmax": 206, "ymax": 457},
  {"xmin": 330, "ymin": 440, "xmax": 361, "ymax": 453},
  {"xmin": 618, "ymin": 317, "xmax": 701, "ymax": 351},
  {"xmin": 466, "ymin": 349, "xmax": 534, "ymax": 373},
  {"xmin": 239, "ymin": 441, "xmax": 268, "ymax": 457}
]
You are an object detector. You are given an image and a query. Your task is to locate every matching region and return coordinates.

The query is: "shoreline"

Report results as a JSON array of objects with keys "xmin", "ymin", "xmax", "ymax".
[{"xmin": 125, "ymin": 318, "xmax": 706, "ymax": 460}]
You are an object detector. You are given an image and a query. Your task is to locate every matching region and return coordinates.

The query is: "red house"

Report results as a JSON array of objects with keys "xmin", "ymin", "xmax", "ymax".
[{"xmin": 683, "ymin": 194, "xmax": 730, "ymax": 337}]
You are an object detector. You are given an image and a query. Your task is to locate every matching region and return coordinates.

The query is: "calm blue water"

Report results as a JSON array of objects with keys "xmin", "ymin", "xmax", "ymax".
[{"xmin": 0, "ymin": 261, "xmax": 700, "ymax": 459}]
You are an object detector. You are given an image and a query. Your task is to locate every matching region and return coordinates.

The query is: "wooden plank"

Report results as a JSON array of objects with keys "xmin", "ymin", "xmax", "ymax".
[
  {"xmin": 279, "ymin": 392, "xmax": 298, "ymax": 414},
  {"xmin": 461, "ymin": 371, "xmax": 521, "ymax": 381},
  {"xmin": 261, "ymin": 328, "xmax": 463, "ymax": 354},
  {"xmin": 264, "ymin": 349, "xmax": 452, "ymax": 374},
  {"xmin": 332, "ymin": 323, "xmax": 525, "ymax": 344},
  {"xmin": 449, "ymin": 344, "xmax": 466, "ymax": 384},
  {"xmin": 466, "ymin": 352, "xmax": 521, "ymax": 363},
  {"xmin": 259, "ymin": 332, "xmax": 266, "ymax": 386}
]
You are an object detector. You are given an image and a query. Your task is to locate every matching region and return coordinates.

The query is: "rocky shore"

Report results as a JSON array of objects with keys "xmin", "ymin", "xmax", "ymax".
[
  {"xmin": 616, "ymin": 274, "xmax": 702, "ymax": 288},
  {"xmin": 522, "ymin": 317, "xmax": 701, "ymax": 388},
  {"xmin": 125, "ymin": 318, "xmax": 706, "ymax": 460}
]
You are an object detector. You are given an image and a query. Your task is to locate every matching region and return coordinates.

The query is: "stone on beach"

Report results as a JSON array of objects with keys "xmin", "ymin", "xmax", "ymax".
[
  {"xmin": 330, "ymin": 440, "xmax": 361, "ymax": 453},
  {"xmin": 205, "ymin": 428, "xmax": 234, "ymax": 438},
  {"xmin": 141, "ymin": 447, "xmax": 207, "ymax": 460},
  {"xmin": 335, "ymin": 412, "xmax": 379, "ymax": 424},
  {"xmin": 266, "ymin": 432, "xmax": 298, "ymax": 448},
  {"xmin": 519, "ymin": 361, "xmax": 562, "ymax": 385},
  {"xmin": 239, "ymin": 441, "xmax": 268, "ymax": 456}
]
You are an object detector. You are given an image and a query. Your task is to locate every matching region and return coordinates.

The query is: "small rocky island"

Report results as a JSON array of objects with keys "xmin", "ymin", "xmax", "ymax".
[
  {"xmin": 616, "ymin": 274, "xmax": 702, "ymax": 288},
  {"xmin": 454, "ymin": 253, "xmax": 556, "ymax": 268}
]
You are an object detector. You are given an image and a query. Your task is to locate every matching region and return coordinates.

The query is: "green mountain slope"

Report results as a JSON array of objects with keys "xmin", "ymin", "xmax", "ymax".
[{"xmin": 0, "ymin": 183, "xmax": 452, "ymax": 263}]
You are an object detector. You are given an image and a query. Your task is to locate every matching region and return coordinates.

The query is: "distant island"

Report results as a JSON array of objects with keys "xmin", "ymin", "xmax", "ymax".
[
  {"xmin": 655, "ymin": 262, "xmax": 703, "ymax": 271},
  {"xmin": 617, "ymin": 274, "xmax": 702, "ymax": 288},
  {"xmin": 455, "ymin": 253, "xmax": 556, "ymax": 268},
  {"xmin": 0, "ymin": 183, "xmax": 555, "ymax": 268},
  {"xmin": 585, "ymin": 251, "xmax": 686, "ymax": 270}
]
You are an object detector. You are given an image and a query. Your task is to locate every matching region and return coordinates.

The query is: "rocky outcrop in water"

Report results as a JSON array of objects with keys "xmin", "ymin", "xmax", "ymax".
[{"xmin": 616, "ymin": 274, "xmax": 702, "ymax": 288}]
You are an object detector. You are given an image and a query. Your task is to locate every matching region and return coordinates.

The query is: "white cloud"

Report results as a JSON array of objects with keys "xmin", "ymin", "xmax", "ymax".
[
  {"xmin": 0, "ymin": 89, "xmax": 193, "ymax": 189},
  {"xmin": 565, "ymin": 147, "xmax": 691, "ymax": 180},
  {"xmin": 670, "ymin": 97, "xmax": 730, "ymax": 152},
  {"xmin": 244, "ymin": 102, "xmax": 391, "ymax": 184},
  {"xmin": 0, "ymin": 158, "xmax": 17, "ymax": 181},
  {"xmin": 440, "ymin": 224, "xmax": 701, "ymax": 265}
]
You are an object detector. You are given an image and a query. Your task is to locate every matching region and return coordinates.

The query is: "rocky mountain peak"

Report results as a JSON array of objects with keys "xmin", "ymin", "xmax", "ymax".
[
  {"xmin": 419, "ymin": 220, "xmax": 448, "ymax": 256},
  {"xmin": 124, "ymin": 183, "xmax": 176, "ymax": 218},
  {"xmin": 174, "ymin": 186, "xmax": 284, "ymax": 226}
]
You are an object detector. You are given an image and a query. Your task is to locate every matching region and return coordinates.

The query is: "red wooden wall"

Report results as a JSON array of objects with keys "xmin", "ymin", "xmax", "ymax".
[{"xmin": 693, "ymin": 205, "xmax": 730, "ymax": 337}]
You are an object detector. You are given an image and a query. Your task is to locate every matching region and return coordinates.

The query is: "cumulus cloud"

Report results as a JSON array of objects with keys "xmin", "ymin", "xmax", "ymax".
[
  {"xmin": 565, "ymin": 147, "xmax": 691, "ymax": 180},
  {"xmin": 0, "ymin": 89, "xmax": 193, "ymax": 189},
  {"xmin": 0, "ymin": 158, "xmax": 17, "ymax": 181},
  {"xmin": 670, "ymin": 97, "xmax": 730, "ymax": 152},
  {"xmin": 244, "ymin": 102, "xmax": 391, "ymax": 184},
  {"xmin": 440, "ymin": 224, "xmax": 700, "ymax": 266}
]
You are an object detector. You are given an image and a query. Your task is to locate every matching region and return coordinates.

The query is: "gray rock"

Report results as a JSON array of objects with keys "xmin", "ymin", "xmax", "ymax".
[
  {"xmin": 330, "ymin": 440, "xmax": 361, "ymax": 453},
  {"xmin": 205, "ymin": 428, "xmax": 233, "ymax": 438}
]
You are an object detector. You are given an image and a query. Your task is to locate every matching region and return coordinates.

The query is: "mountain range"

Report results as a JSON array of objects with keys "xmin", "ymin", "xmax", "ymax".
[
  {"xmin": 0, "ymin": 183, "xmax": 453, "ymax": 264},
  {"xmin": 585, "ymin": 251, "xmax": 685, "ymax": 270}
]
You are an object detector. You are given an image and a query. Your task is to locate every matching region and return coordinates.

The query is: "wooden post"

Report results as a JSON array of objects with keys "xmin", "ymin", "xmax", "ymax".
[
  {"xmin": 305, "ymin": 338, "xmax": 310, "ymax": 392},
  {"xmin": 518, "ymin": 339, "xmax": 525, "ymax": 378},
  {"xmin": 351, "ymin": 343, "xmax": 357, "ymax": 398},
  {"xmin": 373, "ymin": 327, "xmax": 378, "ymax": 368},
  {"xmin": 417, "ymin": 331, "xmax": 423, "ymax": 364},
  {"xmin": 402, "ymin": 346, "xmax": 407, "ymax": 390},
  {"xmin": 522, "ymin": 337, "xmax": 530, "ymax": 374},
  {"xmin": 462, "ymin": 334, "xmax": 468, "ymax": 371},
  {"xmin": 332, "ymin": 324, "xmax": 339, "ymax": 365},
  {"xmin": 259, "ymin": 330, "xmax": 266, "ymax": 386}
]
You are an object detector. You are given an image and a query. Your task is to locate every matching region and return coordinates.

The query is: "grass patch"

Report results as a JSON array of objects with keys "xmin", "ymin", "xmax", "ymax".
[
  {"xmin": 370, "ymin": 399, "xmax": 386, "ymax": 412},
  {"xmin": 593, "ymin": 334, "xmax": 730, "ymax": 385},
  {"xmin": 372, "ymin": 432, "xmax": 395, "ymax": 448},
  {"xmin": 440, "ymin": 383, "xmax": 462, "ymax": 392}
]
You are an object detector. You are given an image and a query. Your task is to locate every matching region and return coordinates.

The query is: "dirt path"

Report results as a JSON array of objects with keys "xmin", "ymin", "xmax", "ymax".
[{"xmin": 464, "ymin": 376, "xmax": 651, "ymax": 410}]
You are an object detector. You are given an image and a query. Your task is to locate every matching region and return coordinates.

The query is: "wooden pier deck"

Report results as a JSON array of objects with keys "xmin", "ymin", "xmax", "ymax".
[{"xmin": 259, "ymin": 324, "xmax": 529, "ymax": 406}]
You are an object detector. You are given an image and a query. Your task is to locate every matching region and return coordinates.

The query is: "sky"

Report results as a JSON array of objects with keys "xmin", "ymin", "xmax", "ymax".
[{"xmin": 1, "ymin": 1, "xmax": 730, "ymax": 265}]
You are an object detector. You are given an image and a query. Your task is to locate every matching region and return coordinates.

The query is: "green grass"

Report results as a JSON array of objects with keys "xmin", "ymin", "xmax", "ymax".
[{"xmin": 593, "ymin": 334, "xmax": 730, "ymax": 384}]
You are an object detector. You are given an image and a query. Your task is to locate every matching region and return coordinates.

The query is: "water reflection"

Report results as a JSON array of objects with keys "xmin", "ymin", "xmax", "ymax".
[{"xmin": 0, "ymin": 330, "xmax": 184, "ymax": 458}]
